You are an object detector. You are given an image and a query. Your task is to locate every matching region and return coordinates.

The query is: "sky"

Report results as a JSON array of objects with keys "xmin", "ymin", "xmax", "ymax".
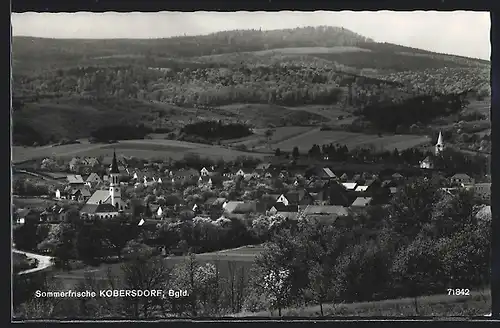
[{"xmin": 11, "ymin": 11, "xmax": 491, "ymax": 60}]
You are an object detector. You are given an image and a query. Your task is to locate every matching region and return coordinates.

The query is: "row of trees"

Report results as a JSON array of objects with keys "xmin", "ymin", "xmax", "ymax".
[{"xmin": 180, "ymin": 121, "xmax": 252, "ymax": 141}]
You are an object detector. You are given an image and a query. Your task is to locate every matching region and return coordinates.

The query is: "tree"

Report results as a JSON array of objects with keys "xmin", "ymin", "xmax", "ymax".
[
  {"xmin": 275, "ymin": 148, "xmax": 281, "ymax": 157},
  {"xmin": 251, "ymin": 243, "xmax": 293, "ymax": 316},
  {"xmin": 120, "ymin": 255, "xmax": 172, "ymax": 318},
  {"xmin": 390, "ymin": 236, "xmax": 444, "ymax": 315},
  {"xmin": 292, "ymin": 146, "xmax": 300, "ymax": 159}
]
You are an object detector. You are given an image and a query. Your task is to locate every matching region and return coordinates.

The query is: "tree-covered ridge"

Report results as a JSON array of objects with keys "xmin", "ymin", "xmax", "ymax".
[{"xmin": 13, "ymin": 26, "xmax": 374, "ymax": 59}]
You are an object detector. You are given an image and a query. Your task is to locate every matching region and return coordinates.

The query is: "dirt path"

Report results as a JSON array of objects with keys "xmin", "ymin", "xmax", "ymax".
[{"xmin": 14, "ymin": 249, "xmax": 53, "ymax": 275}]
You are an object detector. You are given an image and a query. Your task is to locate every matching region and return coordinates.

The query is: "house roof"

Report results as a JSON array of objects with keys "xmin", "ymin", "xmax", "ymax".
[
  {"xmin": 355, "ymin": 186, "xmax": 369, "ymax": 192},
  {"xmin": 69, "ymin": 188, "xmax": 92, "ymax": 197},
  {"xmin": 351, "ymin": 197, "xmax": 372, "ymax": 207},
  {"xmin": 233, "ymin": 202, "xmax": 257, "ymax": 214},
  {"xmin": 204, "ymin": 197, "xmax": 218, "ymax": 205},
  {"xmin": 342, "ymin": 182, "xmax": 357, "ymax": 190},
  {"xmin": 392, "ymin": 173, "xmax": 404, "ymax": 178},
  {"xmin": 340, "ymin": 173, "xmax": 349, "ymax": 180},
  {"xmin": 67, "ymin": 175, "xmax": 84, "ymax": 184},
  {"xmin": 389, "ymin": 187, "xmax": 398, "ymax": 194},
  {"xmin": 80, "ymin": 204, "xmax": 99, "ymax": 214},
  {"xmin": 323, "ymin": 167, "xmax": 336, "ymax": 178},
  {"xmin": 275, "ymin": 212, "xmax": 299, "ymax": 220},
  {"xmin": 283, "ymin": 189, "xmax": 310, "ymax": 204},
  {"xmin": 86, "ymin": 173, "xmax": 101, "ymax": 182},
  {"xmin": 224, "ymin": 201, "xmax": 245, "ymax": 213},
  {"xmin": 302, "ymin": 205, "xmax": 350, "ymax": 216},
  {"xmin": 272, "ymin": 203, "xmax": 299, "ymax": 212},
  {"xmin": 96, "ymin": 203, "xmax": 118, "ymax": 213},
  {"xmin": 256, "ymin": 163, "xmax": 271, "ymax": 170},
  {"xmin": 86, "ymin": 190, "xmax": 111, "ymax": 205},
  {"xmin": 451, "ymin": 173, "xmax": 472, "ymax": 180}
]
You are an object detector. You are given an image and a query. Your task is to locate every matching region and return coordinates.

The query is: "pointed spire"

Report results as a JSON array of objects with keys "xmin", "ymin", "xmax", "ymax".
[
  {"xmin": 110, "ymin": 149, "xmax": 120, "ymax": 174},
  {"xmin": 436, "ymin": 131, "xmax": 444, "ymax": 145}
]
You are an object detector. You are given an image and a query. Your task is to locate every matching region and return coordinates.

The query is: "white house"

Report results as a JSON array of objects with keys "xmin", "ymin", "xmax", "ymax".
[
  {"xmin": 55, "ymin": 189, "xmax": 61, "ymax": 199},
  {"xmin": 420, "ymin": 156, "xmax": 434, "ymax": 169},
  {"xmin": 276, "ymin": 194, "xmax": 290, "ymax": 206},
  {"xmin": 236, "ymin": 169, "xmax": 245, "ymax": 177},
  {"xmin": 200, "ymin": 167, "xmax": 211, "ymax": 177}
]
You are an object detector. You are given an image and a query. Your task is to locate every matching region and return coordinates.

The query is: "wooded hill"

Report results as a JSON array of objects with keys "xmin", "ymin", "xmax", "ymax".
[{"xmin": 12, "ymin": 26, "xmax": 490, "ymax": 146}]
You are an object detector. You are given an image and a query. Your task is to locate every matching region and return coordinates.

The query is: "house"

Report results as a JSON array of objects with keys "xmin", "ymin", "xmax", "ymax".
[
  {"xmin": 268, "ymin": 203, "xmax": 299, "ymax": 220},
  {"xmin": 85, "ymin": 173, "xmax": 102, "ymax": 187},
  {"xmin": 223, "ymin": 201, "xmax": 257, "ymax": 219},
  {"xmin": 67, "ymin": 174, "xmax": 85, "ymax": 186},
  {"xmin": 339, "ymin": 173, "xmax": 349, "ymax": 181},
  {"xmin": 55, "ymin": 189, "xmax": 62, "ymax": 199},
  {"xmin": 235, "ymin": 169, "xmax": 246, "ymax": 177},
  {"xmin": 200, "ymin": 167, "xmax": 212, "ymax": 177},
  {"xmin": 351, "ymin": 197, "xmax": 373, "ymax": 208},
  {"xmin": 462, "ymin": 182, "xmax": 491, "ymax": 202},
  {"xmin": 276, "ymin": 189, "xmax": 314, "ymax": 206},
  {"xmin": 451, "ymin": 173, "xmax": 474, "ymax": 186},
  {"xmin": 255, "ymin": 163, "xmax": 271, "ymax": 174},
  {"xmin": 342, "ymin": 182, "xmax": 358, "ymax": 191},
  {"xmin": 69, "ymin": 157, "xmax": 81, "ymax": 172},
  {"xmin": 40, "ymin": 205, "xmax": 70, "ymax": 223},
  {"xmin": 172, "ymin": 169, "xmax": 200, "ymax": 181},
  {"xmin": 149, "ymin": 204, "xmax": 164, "ymax": 218},
  {"xmin": 355, "ymin": 185, "xmax": 369, "ymax": 192},
  {"xmin": 204, "ymin": 197, "xmax": 226, "ymax": 211},
  {"xmin": 16, "ymin": 208, "xmax": 40, "ymax": 224},
  {"xmin": 420, "ymin": 156, "xmax": 434, "ymax": 169},
  {"xmin": 68, "ymin": 187, "xmax": 91, "ymax": 202},
  {"xmin": 300, "ymin": 205, "xmax": 350, "ymax": 223}
]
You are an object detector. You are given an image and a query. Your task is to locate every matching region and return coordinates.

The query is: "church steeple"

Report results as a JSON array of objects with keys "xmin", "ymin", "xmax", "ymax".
[
  {"xmin": 435, "ymin": 131, "xmax": 445, "ymax": 155},
  {"xmin": 110, "ymin": 150, "xmax": 120, "ymax": 174},
  {"xmin": 109, "ymin": 150, "xmax": 122, "ymax": 211}
]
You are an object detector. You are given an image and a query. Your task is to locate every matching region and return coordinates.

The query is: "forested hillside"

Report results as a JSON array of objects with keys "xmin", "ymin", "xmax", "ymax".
[{"xmin": 12, "ymin": 26, "xmax": 490, "ymax": 146}]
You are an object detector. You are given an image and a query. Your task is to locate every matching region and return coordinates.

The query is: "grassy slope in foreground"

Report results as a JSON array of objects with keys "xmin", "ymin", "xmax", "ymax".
[{"xmin": 235, "ymin": 289, "xmax": 491, "ymax": 317}]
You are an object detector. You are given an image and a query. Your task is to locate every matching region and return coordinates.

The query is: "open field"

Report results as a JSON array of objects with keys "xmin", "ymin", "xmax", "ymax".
[
  {"xmin": 223, "ymin": 126, "xmax": 315, "ymax": 149},
  {"xmin": 235, "ymin": 289, "xmax": 491, "ymax": 317},
  {"xmin": 12, "ymin": 139, "xmax": 270, "ymax": 163},
  {"xmin": 12, "ymin": 196, "xmax": 71, "ymax": 209},
  {"xmin": 52, "ymin": 244, "xmax": 264, "ymax": 289},
  {"xmin": 273, "ymin": 130, "xmax": 431, "ymax": 152}
]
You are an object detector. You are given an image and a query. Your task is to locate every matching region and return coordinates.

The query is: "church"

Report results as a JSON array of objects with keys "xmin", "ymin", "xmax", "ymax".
[
  {"xmin": 420, "ymin": 131, "xmax": 445, "ymax": 169},
  {"xmin": 80, "ymin": 151, "xmax": 127, "ymax": 219}
]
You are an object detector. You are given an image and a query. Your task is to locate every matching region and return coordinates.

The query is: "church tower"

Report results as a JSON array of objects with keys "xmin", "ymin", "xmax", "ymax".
[
  {"xmin": 109, "ymin": 150, "xmax": 122, "ymax": 210},
  {"xmin": 435, "ymin": 131, "xmax": 445, "ymax": 155}
]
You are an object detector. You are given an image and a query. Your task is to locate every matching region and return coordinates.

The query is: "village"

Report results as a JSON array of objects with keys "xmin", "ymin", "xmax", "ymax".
[{"xmin": 13, "ymin": 132, "xmax": 491, "ymax": 236}]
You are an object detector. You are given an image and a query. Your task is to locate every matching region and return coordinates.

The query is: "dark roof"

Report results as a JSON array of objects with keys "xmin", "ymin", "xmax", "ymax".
[
  {"xmin": 96, "ymin": 203, "xmax": 118, "ymax": 213},
  {"xmin": 272, "ymin": 203, "xmax": 299, "ymax": 212},
  {"xmin": 110, "ymin": 150, "xmax": 120, "ymax": 174},
  {"xmin": 80, "ymin": 204, "xmax": 99, "ymax": 214},
  {"xmin": 284, "ymin": 189, "xmax": 310, "ymax": 204}
]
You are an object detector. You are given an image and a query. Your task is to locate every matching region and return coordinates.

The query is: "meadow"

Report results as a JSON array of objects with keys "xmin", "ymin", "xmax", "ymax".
[
  {"xmin": 12, "ymin": 139, "xmax": 270, "ymax": 163},
  {"xmin": 236, "ymin": 289, "xmax": 491, "ymax": 317},
  {"xmin": 272, "ymin": 130, "xmax": 430, "ymax": 152},
  {"xmin": 51, "ymin": 244, "xmax": 263, "ymax": 289}
]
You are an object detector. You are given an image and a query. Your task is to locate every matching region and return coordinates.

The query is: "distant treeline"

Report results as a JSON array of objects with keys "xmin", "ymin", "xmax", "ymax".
[
  {"xmin": 358, "ymin": 93, "xmax": 467, "ymax": 132},
  {"xmin": 90, "ymin": 124, "xmax": 152, "ymax": 142},
  {"xmin": 180, "ymin": 121, "xmax": 252, "ymax": 140}
]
